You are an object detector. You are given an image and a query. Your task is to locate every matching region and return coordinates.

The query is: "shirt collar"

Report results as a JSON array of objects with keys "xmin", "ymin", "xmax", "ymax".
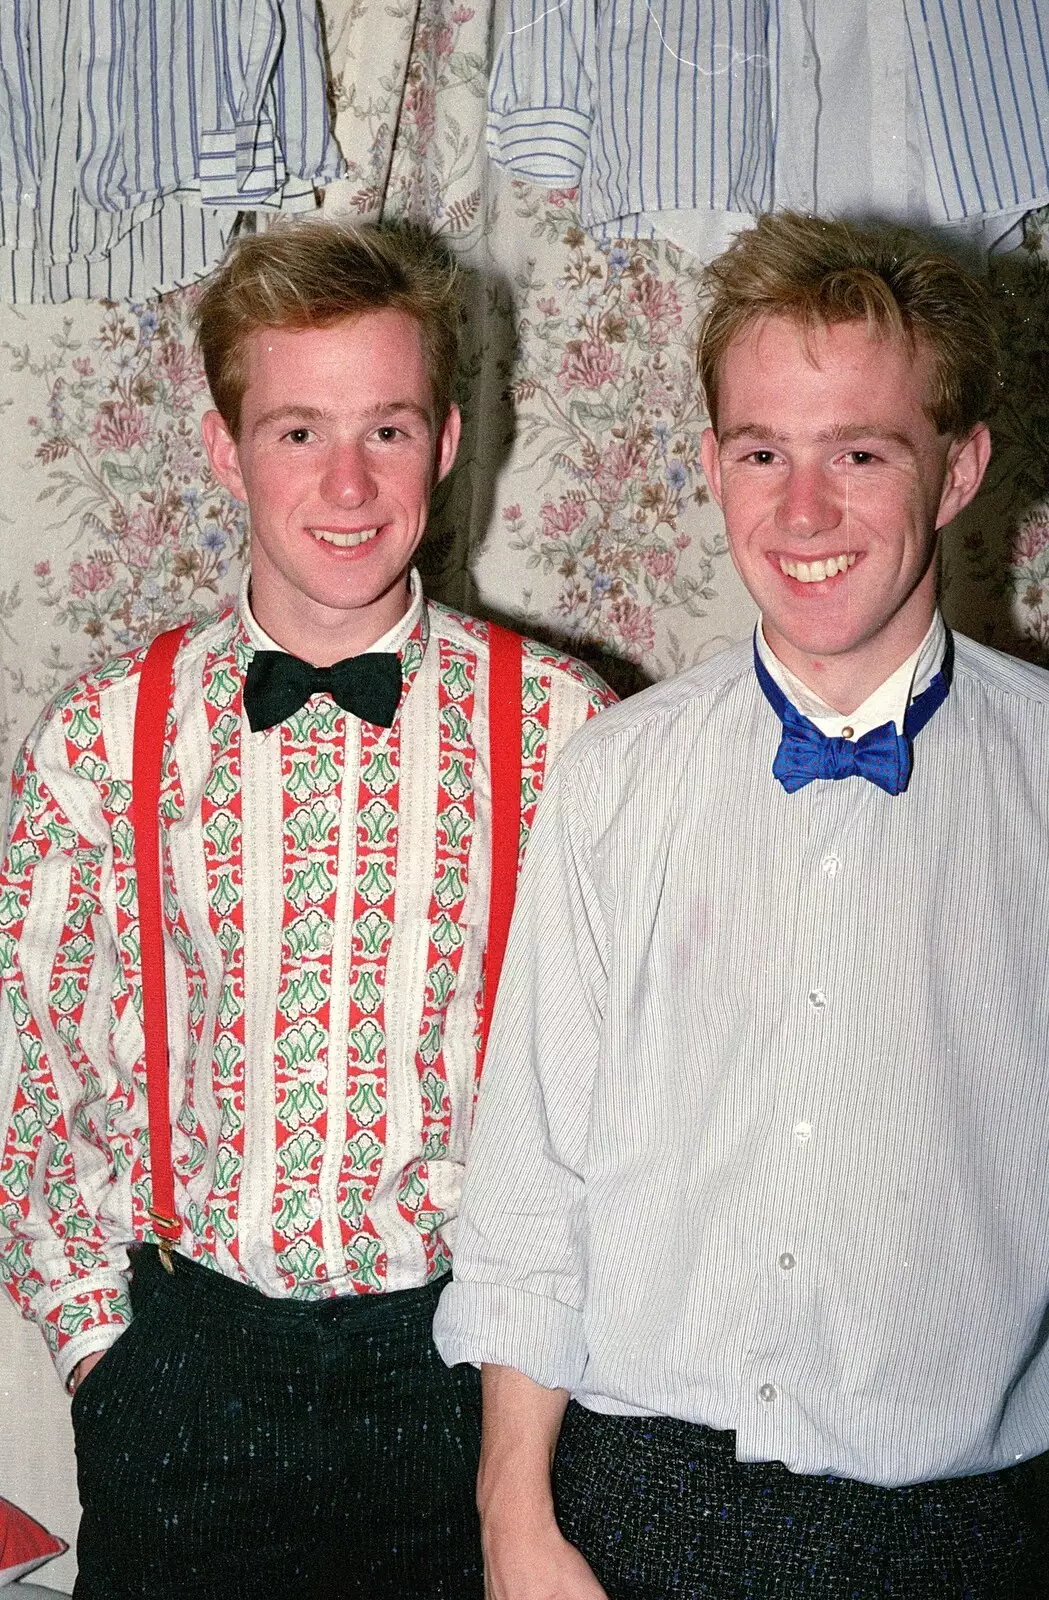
[
  {"xmin": 754, "ymin": 612, "xmax": 946, "ymax": 740},
  {"xmin": 237, "ymin": 566, "xmax": 427, "ymax": 658}
]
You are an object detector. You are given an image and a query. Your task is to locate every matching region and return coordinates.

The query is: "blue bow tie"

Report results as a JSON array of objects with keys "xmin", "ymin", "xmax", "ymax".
[{"xmin": 753, "ymin": 631, "xmax": 954, "ymax": 795}]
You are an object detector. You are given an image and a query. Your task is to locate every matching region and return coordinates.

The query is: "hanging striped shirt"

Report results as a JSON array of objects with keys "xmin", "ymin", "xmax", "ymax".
[
  {"xmin": 488, "ymin": 0, "xmax": 1049, "ymax": 242},
  {"xmin": 0, "ymin": 0, "xmax": 343, "ymax": 303}
]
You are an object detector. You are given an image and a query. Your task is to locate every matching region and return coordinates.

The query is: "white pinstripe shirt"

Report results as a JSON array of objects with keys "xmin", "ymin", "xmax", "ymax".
[
  {"xmin": 0, "ymin": 0, "xmax": 343, "ymax": 303},
  {"xmin": 435, "ymin": 628, "xmax": 1049, "ymax": 1487},
  {"xmin": 489, "ymin": 0, "xmax": 1049, "ymax": 246}
]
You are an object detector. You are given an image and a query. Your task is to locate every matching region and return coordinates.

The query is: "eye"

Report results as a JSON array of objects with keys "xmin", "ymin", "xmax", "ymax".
[
  {"xmin": 374, "ymin": 424, "xmax": 404, "ymax": 443},
  {"xmin": 283, "ymin": 427, "xmax": 314, "ymax": 444},
  {"xmin": 745, "ymin": 449, "xmax": 778, "ymax": 465},
  {"xmin": 843, "ymin": 449, "xmax": 876, "ymax": 465}
]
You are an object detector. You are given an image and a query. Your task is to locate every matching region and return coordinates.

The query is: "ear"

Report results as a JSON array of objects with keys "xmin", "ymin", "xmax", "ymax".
[
  {"xmin": 433, "ymin": 404, "xmax": 462, "ymax": 486},
  {"xmin": 699, "ymin": 426, "xmax": 724, "ymax": 508},
  {"xmin": 935, "ymin": 422, "xmax": 991, "ymax": 530},
  {"xmin": 201, "ymin": 409, "xmax": 247, "ymax": 503}
]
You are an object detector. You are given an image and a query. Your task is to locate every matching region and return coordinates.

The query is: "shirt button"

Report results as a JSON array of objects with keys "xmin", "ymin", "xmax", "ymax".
[
  {"xmin": 840, "ymin": 724, "xmax": 855, "ymax": 739},
  {"xmin": 807, "ymin": 988, "xmax": 827, "ymax": 1010},
  {"xmin": 820, "ymin": 853, "xmax": 841, "ymax": 877},
  {"xmin": 793, "ymin": 1121, "xmax": 813, "ymax": 1144},
  {"xmin": 778, "ymin": 1252, "xmax": 796, "ymax": 1271},
  {"xmin": 758, "ymin": 1383, "xmax": 778, "ymax": 1402},
  {"xmin": 314, "ymin": 924, "xmax": 334, "ymax": 952}
]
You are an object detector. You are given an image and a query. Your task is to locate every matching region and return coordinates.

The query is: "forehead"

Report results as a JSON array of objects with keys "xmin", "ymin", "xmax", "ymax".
[
  {"xmin": 238, "ymin": 309, "xmax": 433, "ymax": 411},
  {"xmin": 716, "ymin": 315, "xmax": 935, "ymax": 428}
]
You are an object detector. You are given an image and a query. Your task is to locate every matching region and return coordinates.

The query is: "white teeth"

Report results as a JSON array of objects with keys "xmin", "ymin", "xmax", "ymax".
[
  {"xmin": 779, "ymin": 552, "xmax": 856, "ymax": 583},
  {"xmin": 310, "ymin": 526, "xmax": 380, "ymax": 548}
]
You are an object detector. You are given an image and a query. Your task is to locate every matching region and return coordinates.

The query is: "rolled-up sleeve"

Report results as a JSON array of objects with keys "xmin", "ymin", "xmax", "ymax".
[{"xmin": 434, "ymin": 746, "xmax": 606, "ymax": 1388}]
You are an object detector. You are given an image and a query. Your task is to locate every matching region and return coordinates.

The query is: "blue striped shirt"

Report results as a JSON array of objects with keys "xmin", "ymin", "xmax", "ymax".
[
  {"xmin": 488, "ymin": 0, "xmax": 1049, "ymax": 240},
  {"xmin": 0, "ymin": 0, "xmax": 343, "ymax": 303}
]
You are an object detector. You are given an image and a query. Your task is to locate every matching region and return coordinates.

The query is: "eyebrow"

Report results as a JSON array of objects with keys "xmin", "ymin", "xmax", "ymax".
[
  {"xmin": 250, "ymin": 400, "xmax": 434, "ymax": 436},
  {"xmin": 718, "ymin": 422, "xmax": 918, "ymax": 451}
]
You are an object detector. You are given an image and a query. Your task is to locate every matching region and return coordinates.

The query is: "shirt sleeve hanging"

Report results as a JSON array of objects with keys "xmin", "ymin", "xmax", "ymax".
[{"xmin": 0, "ymin": 0, "xmax": 344, "ymax": 304}]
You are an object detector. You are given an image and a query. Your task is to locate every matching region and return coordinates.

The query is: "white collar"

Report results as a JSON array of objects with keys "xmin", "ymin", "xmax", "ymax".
[
  {"xmin": 237, "ymin": 567, "xmax": 425, "ymax": 658},
  {"xmin": 755, "ymin": 613, "xmax": 946, "ymax": 739}
]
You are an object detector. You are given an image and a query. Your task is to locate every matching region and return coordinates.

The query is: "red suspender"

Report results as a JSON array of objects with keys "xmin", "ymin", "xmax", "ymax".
[
  {"xmin": 481, "ymin": 624, "xmax": 524, "ymax": 1066},
  {"xmin": 132, "ymin": 625, "xmax": 189, "ymax": 1269},
  {"xmin": 132, "ymin": 620, "xmax": 523, "ymax": 1268}
]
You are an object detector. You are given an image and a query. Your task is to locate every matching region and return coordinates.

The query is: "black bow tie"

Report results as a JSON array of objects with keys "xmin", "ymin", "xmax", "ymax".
[{"xmin": 243, "ymin": 650, "xmax": 402, "ymax": 732}]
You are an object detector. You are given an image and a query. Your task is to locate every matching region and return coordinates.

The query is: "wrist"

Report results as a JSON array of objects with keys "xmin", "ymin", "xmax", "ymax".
[{"xmin": 478, "ymin": 1457, "xmax": 558, "ymax": 1535}]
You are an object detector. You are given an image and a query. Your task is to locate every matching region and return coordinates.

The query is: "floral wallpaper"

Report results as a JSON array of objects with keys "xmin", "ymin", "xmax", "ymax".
[
  {"xmin": 0, "ymin": 0, "xmax": 1047, "ymax": 790},
  {"xmin": 0, "ymin": 293, "xmax": 246, "ymax": 772}
]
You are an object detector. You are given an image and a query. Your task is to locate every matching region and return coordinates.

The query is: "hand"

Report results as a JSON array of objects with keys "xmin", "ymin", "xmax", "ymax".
[
  {"xmin": 71, "ymin": 1349, "xmax": 106, "ymax": 1392},
  {"xmin": 483, "ymin": 1518, "xmax": 609, "ymax": 1600}
]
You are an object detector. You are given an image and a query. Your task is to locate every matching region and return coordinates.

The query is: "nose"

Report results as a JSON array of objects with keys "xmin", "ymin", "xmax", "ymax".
[
  {"xmin": 774, "ymin": 464, "xmax": 842, "ymax": 538},
  {"xmin": 320, "ymin": 441, "xmax": 377, "ymax": 507}
]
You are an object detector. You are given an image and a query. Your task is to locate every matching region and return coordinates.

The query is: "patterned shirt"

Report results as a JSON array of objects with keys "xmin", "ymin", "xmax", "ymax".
[
  {"xmin": 0, "ymin": 574, "xmax": 615, "ymax": 1386},
  {"xmin": 435, "ymin": 629, "xmax": 1049, "ymax": 1488},
  {"xmin": 488, "ymin": 0, "xmax": 1049, "ymax": 245},
  {"xmin": 0, "ymin": 0, "xmax": 343, "ymax": 303}
]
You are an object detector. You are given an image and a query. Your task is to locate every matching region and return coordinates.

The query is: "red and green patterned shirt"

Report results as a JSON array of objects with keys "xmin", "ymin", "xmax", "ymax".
[{"xmin": 0, "ymin": 573, "xmax": 615, "ymax": 1385}]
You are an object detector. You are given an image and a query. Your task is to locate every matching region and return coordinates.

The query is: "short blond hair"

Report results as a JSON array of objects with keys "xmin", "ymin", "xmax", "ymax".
[
  {"xmin": 193, "ymin": 219, "xmax": 462, "ymax": 436},
  {"xmin": 698, "ymin": 212, "xmax": 999, "ymax": 437}
]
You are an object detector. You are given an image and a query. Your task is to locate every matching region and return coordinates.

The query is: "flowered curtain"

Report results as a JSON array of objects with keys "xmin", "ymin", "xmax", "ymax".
[{"xmin": 1, "ymin": 0, "xmax": 1047, "ymax": 786}]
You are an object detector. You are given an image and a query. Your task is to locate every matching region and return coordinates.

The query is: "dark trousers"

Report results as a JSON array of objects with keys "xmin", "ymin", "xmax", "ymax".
[
  {"xmin": 553, "ymin": 1402, "xmax": 1048, "ymax": 1600},
  {"xmin": 71, "ymin": 1246, "xmax": 483, "ymax": 1600}
]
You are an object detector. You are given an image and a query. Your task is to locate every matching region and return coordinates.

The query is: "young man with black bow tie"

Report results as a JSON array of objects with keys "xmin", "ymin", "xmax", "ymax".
[
  {"xmin": 435, "ymin": 212, "xmax": 1049, "ymax": 1599},
  {"xmin": 0, "ymin": 221, "xmax": 614, "ymax": 1599}
]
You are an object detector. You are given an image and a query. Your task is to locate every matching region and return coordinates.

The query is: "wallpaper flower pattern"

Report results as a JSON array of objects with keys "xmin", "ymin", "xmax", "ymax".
[{"xmin": 0, "ymin": 0, "xmax": 1047, "ymax": 790}]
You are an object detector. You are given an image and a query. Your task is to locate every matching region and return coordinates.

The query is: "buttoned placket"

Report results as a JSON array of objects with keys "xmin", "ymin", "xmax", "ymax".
[{"xmin": 740, "ymin": 779, "xmax": 870, "ymax": 1436}]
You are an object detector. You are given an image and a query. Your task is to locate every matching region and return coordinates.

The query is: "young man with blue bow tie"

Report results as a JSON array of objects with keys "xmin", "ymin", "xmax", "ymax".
[
  {"xmin": 434, "ymin": 212, "xmax": 1049, "ymax": 1598},
  {"xmin": 0, "ymin": 220, "xmax": 615, "ymax": 1598}
]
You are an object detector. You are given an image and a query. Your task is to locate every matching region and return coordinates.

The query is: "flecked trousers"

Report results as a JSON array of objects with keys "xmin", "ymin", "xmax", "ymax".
[
  {"xmin": 553, "ymin": 1402, "xmax": 1049, "ymax": 1600},
  {"xmin": 71, "ymin": 1245, "xmax": 484, "ymax": 1600}
]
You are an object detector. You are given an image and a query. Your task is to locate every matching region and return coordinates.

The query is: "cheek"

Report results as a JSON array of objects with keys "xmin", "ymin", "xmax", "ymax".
[
  {"xmin": 719, "ymin": 474, "xmax": 776, "ymax": 528},
  {"xmin": 721, "ymin": 492, "xmax": 771, "ymax": 559},
  {"xmin": 390, "ymin": 462, "xmax": 438, "ymax": 516},
  {"xmin": 245, "ymin": 458, "xmax": 308, "ymax": 512}
]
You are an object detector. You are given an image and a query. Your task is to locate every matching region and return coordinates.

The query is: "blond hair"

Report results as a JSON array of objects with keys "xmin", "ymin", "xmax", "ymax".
[
  {"xmin": 698, "ymin": 212, "xmax": 999, "ymax": 436},
  {"xmin": 193, "ymin": 219, "xmax": 461, "ymax": 436}
]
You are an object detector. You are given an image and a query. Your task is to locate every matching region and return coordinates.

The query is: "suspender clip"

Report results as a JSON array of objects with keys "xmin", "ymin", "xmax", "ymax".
[{"xmin": 148, "ymin": 1207, "xmax": 180, "ymax": 1274}]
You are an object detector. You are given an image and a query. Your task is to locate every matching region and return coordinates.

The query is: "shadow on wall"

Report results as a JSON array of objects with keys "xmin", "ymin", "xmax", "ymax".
[
  {"xmin": 941, "ymin": 246, "xmax": 1049, "ymax": 665},
  {"xmin": 420, "ymin": 261, "xmax": 516, "ymax": 625},
  {"xmin": 421, "ymin": 256, "xmax": 653, "ymax": 699}
]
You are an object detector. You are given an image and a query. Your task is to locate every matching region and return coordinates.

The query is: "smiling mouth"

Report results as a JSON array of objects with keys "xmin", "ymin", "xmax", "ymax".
[
  {"xmin": 779, "ymin": 552, "xmax": 857, "ymax": 584},
  {"xmin": 309, "ymin": 527, "xmax": 381, "ymax": 548}
]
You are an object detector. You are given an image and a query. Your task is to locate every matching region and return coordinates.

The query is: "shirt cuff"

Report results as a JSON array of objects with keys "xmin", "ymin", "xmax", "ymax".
[
  {"xmin": 486, "ymin": 107, "xmax": 590, "ymax": 184},
  {"xmin": 433, "ymin": 1279, "xmax": 588, "ymax": 1390},
  {"xmin": 42, "ymin": 1281, "xmax": 133, "ymax": 1391}
]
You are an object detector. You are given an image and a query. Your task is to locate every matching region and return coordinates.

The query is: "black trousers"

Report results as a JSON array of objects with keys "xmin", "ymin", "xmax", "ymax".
[
  {"xmin": 553, "ymin": 1402, "xmax": 1048, "ymax": 1600},
  {"xmin": 71, "ymin": 1246, "xmax": 483, "ymax": 1600}
]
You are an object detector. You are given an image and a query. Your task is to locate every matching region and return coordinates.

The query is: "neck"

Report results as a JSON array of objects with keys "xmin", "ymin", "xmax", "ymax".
[
  {"xmin": 764, "ymin": 610, "xmax": 936, "ymax": 716},
  {"xmin": 248, "ymin": 576, "xmax": 413, "ymax": 665}
]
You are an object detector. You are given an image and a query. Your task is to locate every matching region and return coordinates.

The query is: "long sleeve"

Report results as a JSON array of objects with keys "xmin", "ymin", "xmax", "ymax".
[
  {"xmin": 487, "ymin": 0, "xmax": 596, "ymax": 184},
  {"xmin": 434, "ymin": 748, "xmax": 606, "ymax": 1388},
  {"xmin": 0, "ymin": 598, "xmax": 614, "ymax": 1387},
  {"xmin": 0, "ymin": 711, "xmax": 134, "ymax": 1388}
]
